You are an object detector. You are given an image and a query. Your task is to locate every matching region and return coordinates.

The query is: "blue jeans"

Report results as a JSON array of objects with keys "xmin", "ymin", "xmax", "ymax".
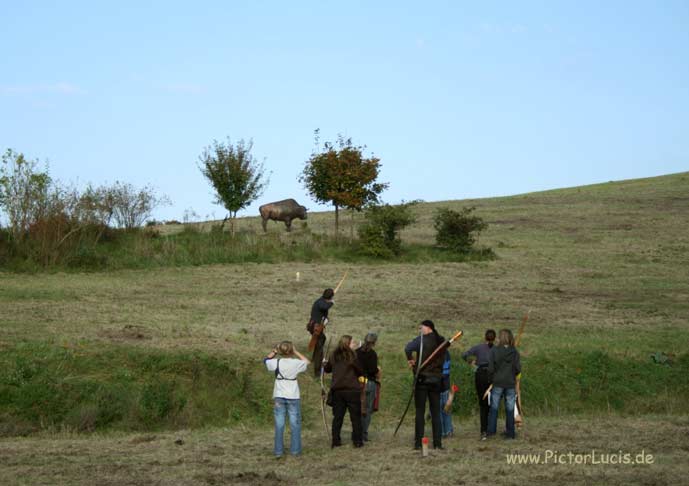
[
  {"xmin": 362, "ymin": 380, "xmax": 377, "ymax": 440},
  {"xmin": 274, "ymin": 398, "xmax": 301, "ymax": 456},
  {"xmin": 440, "ymin": 390, "xmax": 454, "ymax": 437},
  {"xmin": 487, "ymin": 386, "xmax": 516, "ymax": 438}
]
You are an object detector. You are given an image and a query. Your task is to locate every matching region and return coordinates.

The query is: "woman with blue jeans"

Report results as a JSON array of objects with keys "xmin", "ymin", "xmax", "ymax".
[
  {"xmin": 264, "ymin": 341, "xmax": 309, "ymax": 457},
  {"xmin": 487, "ymin": 329, "xmax": 521, "ymax": 439}
]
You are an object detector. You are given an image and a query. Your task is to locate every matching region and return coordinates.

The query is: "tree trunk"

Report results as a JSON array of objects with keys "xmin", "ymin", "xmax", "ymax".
[
  {"xmin": 220, "ymin": 214, "xmax": 229, "ymax": 233},
  {"xmin": 334, "ymin": 204, "xmax": 339, "ymax": 236},
  {"xmin": 350, "ymin": 209, "xmax": 355, "ymax": 240}
]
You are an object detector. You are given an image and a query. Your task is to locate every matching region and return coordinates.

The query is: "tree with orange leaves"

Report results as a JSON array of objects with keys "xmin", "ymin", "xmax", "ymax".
[{"xmin": 299, "ymin": 130, "xmax": 388, "ymax": 234}]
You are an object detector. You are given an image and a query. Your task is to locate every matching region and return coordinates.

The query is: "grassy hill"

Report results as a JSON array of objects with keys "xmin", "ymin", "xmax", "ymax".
[{"xmin": 2, "ymin": 171, "xmax": 687, "ymax": 435}]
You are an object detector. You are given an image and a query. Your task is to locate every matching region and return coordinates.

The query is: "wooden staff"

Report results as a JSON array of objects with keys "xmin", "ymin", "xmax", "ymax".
[{"xmin": 394, "ymin": 330, "xmax": 463, "ymax": 437}]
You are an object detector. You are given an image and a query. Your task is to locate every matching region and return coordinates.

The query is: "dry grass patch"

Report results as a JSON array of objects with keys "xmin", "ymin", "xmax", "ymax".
[{"xmin": 0, "ymin": 416, "xmax": 687, "ymax": 485}]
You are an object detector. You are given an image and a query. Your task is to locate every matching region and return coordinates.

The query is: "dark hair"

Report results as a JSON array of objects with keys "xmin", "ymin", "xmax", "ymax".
[
  {"xmin": 332, "ymin": 335, "xmax": 355, "ymax": 363},
  {"xmin": 323, "ymin": 288, "xmax": 334, "ymax": 299},
  {"xmin": 362, "ymin": 332, "xmax": 377, "ymax": 352},
  {"xmin": 421, "ymin": 319, "xmax": 442, "ymax": 347},
  {"xmin": 485, "ymin": 329, "xmax": 496, "ymax": 347}
]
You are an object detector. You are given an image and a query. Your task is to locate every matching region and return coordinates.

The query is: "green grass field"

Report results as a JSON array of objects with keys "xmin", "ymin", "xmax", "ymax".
[{"xmin": 1, "ymin": 172, "xmax": 688, "ymax": 484}]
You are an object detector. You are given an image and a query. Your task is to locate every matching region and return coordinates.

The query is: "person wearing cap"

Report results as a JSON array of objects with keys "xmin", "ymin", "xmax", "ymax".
[
  {"xmin": 307, "ymin": 288, "xmax": 334, "ymax": 377},
  {"xmin": 404, "ymin": 320, "xmax": 446, "ymax": 450},
  {"xmin": 356, "ymin": 332, "xmax": 380, "ymax": 442},
  {"xmin": 462, "ymin": 329, "xmax": 496, "ymax": 440},
  {"xmin": 264, "ymin": 341, "xmax": 310, "ymax": 458}
]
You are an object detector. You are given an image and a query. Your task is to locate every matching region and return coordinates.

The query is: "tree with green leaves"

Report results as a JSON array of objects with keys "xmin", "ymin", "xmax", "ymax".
[
  {"xmin": 299, "ymin": 131, "xmax": 388, "ymax": 233},
  {"xmin": 358, "ymin": 201, "xmax": 418, "ymax": 257},
  {"xmin": 0, "ymin": 149, "xmax": 51, "ymax": 243},
  {"xmin": 198, "ymin": 138, "xmax": 269, "ymax": 235}
]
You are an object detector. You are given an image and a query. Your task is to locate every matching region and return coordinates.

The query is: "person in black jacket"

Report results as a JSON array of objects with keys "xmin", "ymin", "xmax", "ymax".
[
  {"xmin": 324, "ymin": 335, "xmax": 364, "ymax": 448},
  {"xmin": 462, "ymin": 329, "xmax": 496, "ymax": 440},
  {"xmin": 307, "ymin": 288, "xmax": 334, "ymax": 377},
  {"xmin": 356, "ymin": 332, "xmax": 379, "ymax": 442},
  {"xmin": 404, "ymin": 320, "xmax": 445, "ymax": 450},
  {"xmin": 486, "ymin": 328, "xmax": 522, "ymax": 439}
]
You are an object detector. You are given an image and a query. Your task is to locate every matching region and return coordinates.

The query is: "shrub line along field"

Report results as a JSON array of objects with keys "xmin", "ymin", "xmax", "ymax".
[{"xmin": 1, "ymin": 172, "xmax": 688, "ymax": 484}]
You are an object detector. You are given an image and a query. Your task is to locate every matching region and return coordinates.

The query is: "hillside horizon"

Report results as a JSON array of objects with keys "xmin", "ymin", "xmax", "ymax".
[{"xmin": 190, "ymin": 170, "xmax": 689, "ymax": 226}]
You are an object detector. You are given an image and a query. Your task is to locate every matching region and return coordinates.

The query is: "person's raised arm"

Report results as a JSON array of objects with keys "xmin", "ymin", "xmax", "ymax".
[
  {"xmin": 264, "ymin": 347, "xmax": 278, "ymax": 362},
  {"xmin": 294, "ymin": 348, "xmax": 310, "ymax": 364}
]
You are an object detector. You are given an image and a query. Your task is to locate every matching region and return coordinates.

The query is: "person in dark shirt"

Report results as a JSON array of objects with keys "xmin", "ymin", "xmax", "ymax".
[
  {"xmin": 404, "ymin": 320, "xmax": 445, "ymax": 450},
  {"xmin": 307, "ymin": 288, "xmax": 334, "ymax": 377},
  {"xmin": 324, "ymin": 335, "xmax": 364, "ymax": 448},
  {"xmin": 356, "ymin": 332, "xmax": 379, "ymax": 442},
  {"xmin": 487, "ymin": 328, "xmax": 522, "ymax": 439},
  {"xmin": 462, "ymin": 329, "xmax": 496, "ymax": 439}
]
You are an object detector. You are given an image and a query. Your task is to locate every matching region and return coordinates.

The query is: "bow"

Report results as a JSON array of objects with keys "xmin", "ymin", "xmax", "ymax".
[
  {"xmin": 319, "ymin": 336, "xmax": 332, "ymax": 443},
  {"xmin": 394, "ymin": 330, "xmax": 463, "ymax": 437},
  {"xmin": 515, "ymin": 309, "xmax": 530, "ymax": 347},
  {"xmin": 333, "ymin": 270, "xmax": 348, "ymax": 294},
  {"xmin": 514, "ymin": 310, "xmax": 529, "ymax": 425}
]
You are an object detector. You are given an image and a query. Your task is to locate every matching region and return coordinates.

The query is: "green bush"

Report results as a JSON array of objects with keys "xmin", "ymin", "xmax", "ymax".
[
  {"xmin": 357, "ymin": 201, "xmax": 417, "ymax": 257},
  {"xmin": 433, "ymin": 206, "xmax": 488, "ymax": 253},
  {"xmin": 357, "ymin": 223, "xmax": 394, "ymax": 258}
]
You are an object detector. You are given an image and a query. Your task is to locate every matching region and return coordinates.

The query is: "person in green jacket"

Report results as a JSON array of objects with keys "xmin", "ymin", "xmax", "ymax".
[{"xmin": 486, "ymin": 329, "xmax": 522, "ymax": 439}]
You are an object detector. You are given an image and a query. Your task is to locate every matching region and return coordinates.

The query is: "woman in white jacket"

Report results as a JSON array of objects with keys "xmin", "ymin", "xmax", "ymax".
[{"xmin": 264, "ymin": 341, "xmax": 310, "ymax": 457}]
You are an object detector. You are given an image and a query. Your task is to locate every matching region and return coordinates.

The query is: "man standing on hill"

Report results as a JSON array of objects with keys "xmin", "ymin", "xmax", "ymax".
[{"xmin": 307, "ymin": 288, "xmax": 334, "ymax": 377}]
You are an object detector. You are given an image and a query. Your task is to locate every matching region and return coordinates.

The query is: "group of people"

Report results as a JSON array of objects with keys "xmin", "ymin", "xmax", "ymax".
[{"xmin": 263, "ymin": 288, "xmax": 523, "ymax": 458}]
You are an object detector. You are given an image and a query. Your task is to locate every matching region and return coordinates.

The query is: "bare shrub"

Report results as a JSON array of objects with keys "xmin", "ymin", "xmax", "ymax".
[{"xmin": 110, "ymin": 181, "xmax": 171, "ymax": 230}]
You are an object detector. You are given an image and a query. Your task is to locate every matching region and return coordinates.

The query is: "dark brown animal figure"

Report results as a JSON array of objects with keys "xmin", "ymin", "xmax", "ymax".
[{"xmin": 259, "ymin": 199, "xmax": 307, "ymax": 232}]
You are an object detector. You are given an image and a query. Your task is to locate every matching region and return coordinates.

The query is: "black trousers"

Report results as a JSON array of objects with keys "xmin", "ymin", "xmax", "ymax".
[
  {"xmin": 475, "ymin": 367, "xmax": 492, "ymax": 434},
  {"xmin": 312, "ymin": 333, "xmax": 326, "ymax": 377},
  {"xmin": 331, "ymin": 389, "xmax": 363, "ymax": 446},
  {"xmin": 414, "ymin": 380, "xmax": 442, "ymax": 448}
]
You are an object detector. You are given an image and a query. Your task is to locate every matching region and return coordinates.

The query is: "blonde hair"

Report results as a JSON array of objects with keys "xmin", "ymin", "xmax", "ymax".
[
  {"xmin": 332, "ymin": 335, "xmax": 355, "ymax": 363},
  {"xmin": 277, "ymin": 341, "xmax": 295, "ymax": 357}
]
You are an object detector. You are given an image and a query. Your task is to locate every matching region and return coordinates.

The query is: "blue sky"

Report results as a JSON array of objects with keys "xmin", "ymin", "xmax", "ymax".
[{"xmin": 2, "ymin": 1, "xmax": 688, "ymax": 222}]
